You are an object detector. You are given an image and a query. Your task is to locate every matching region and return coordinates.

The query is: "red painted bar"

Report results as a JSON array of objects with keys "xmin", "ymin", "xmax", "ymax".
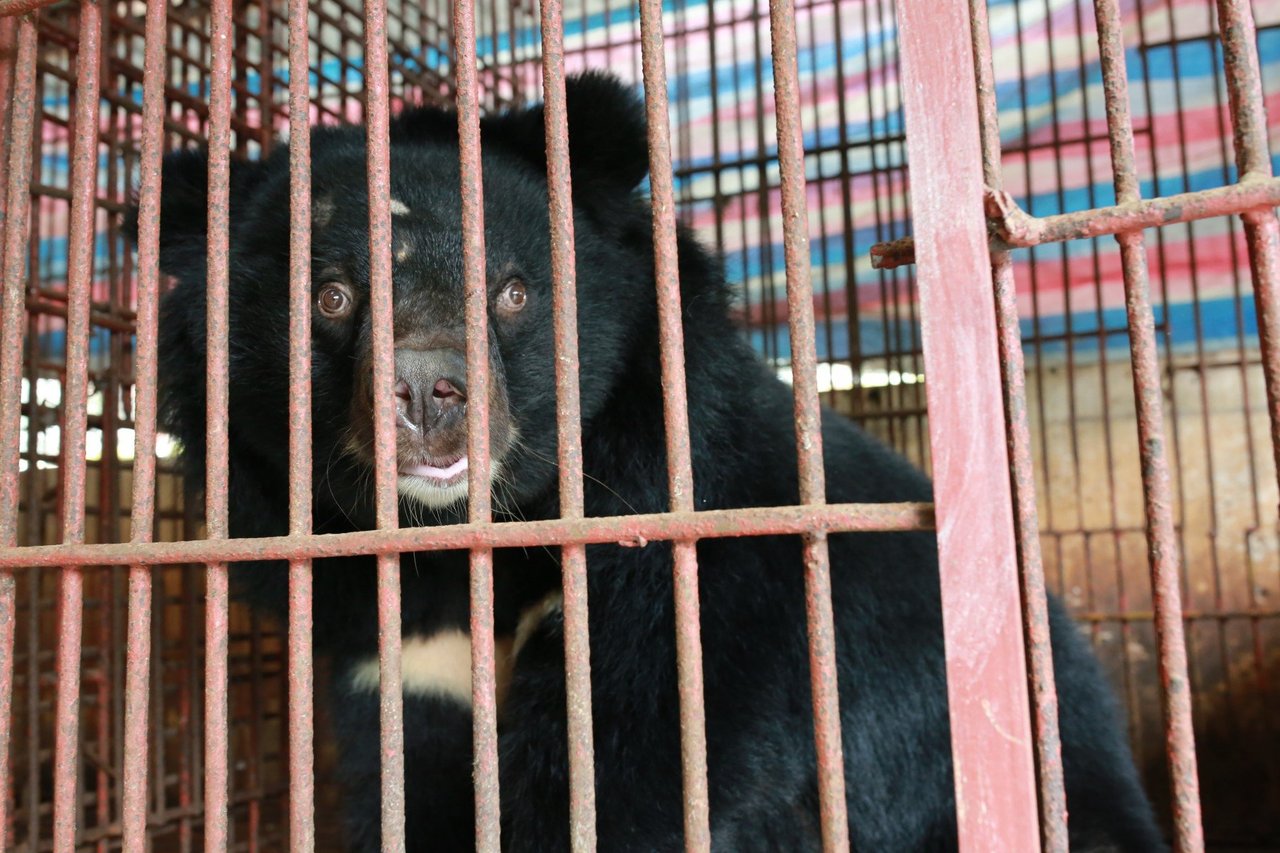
[
  {"xmin": 0, "ymin": 503, "xmax": 936, "ymax": 569},
  {"xmin": 766, "ymin": 3, "xmax": 850, "ymax": 850},
  {"xmin": 0, "ymin": 12, "xmax": 35, "ymax": 847},
  {"xmin": 52, "ymin": 3, "xmax": 103, "ymax": 847},
  {"xmin": 121, "ymin": 0, "xmax": 170, "ymax": 847},
  {"xmin": 286, "ymin": 0, "xmax": 316, "ymax": 849},
  {"xmin": 362, "ymin": 2, "xmax": 407, "ymax": 851},
  {"xmin": 892, "ymin": 0, "xmax": 1040, "ymax": 849},
  {"xmin": 538, "ymin": 2, "xmax": 598, "ymax": 848},
  {"xmin": 635, "ymin": 2, "xmax": 712, "ymax": 848},
  {"xmin": 1092, "ymin": 1, "xmax": 1204, "ymax": 849},
  {"xmin": 451, "ymin": 1, "xmax": 502, "ymax": 847},
  {"xmin": 205, "ymin": 0, "xmax": 235, "ymax": 848},
  {"xmin": 1213, "ymin": 0, "xmax": 1280, "ymax": 509},
  {"xmin": 968, "ymin": 0, "xmax": 1068, "ymax": 848}
]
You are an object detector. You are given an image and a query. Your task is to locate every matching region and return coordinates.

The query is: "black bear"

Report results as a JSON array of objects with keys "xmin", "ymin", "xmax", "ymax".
[{"xmin": 127, "ymin": 72, "xmax": 1166, "ymax": 851}]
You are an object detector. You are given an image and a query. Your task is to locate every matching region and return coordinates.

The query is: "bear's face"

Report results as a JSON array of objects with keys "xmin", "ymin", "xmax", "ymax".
[
  {"xmin": 135, "ymin": 73, "xmax": 656, "ymax": 524},
  {"xmin": 298, "ymin": 144, "xmax": 559, "ymax": 511}
]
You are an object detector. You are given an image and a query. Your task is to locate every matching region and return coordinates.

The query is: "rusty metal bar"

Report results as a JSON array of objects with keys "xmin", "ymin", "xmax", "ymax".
[
  {"xmin": 1213, "ymin": 0, "xmax": 1280, "ymax": 510},
  {"xmin": 984, "ymin": 178, "xmax": 1280, "ymax": 246},
  {"xmin": 363, "ymin": 0, "xmax": 406, "ymax": 850},
  {"xmin": 869, "ymin": 178, "xmax": 1280, "ymax": 269},
  {"xmin": 286, "ymin": 0, "xmax": 315, "ymax": 848},
  {"xmin": 451, "ymin": 1, "xmax": 502, "ymax": 847},
  {"xmin": 52, "ymin": 2, "xmax": 102, "ymax": 847},
  {"xmin": 0, "ymin": 19, "xmax": 9, "ymax": 842},
  {"xmin": 892, "ymin": 0, "xmax": 1040, "ymax": 849},
  {"xmin": 767, "ymin": 2, "xmax": 849, "ymax": 849},
  {"xmin": 204, "ymin": 0, "xmax": 235, "ymax": 848},
  {"xmin": 0, "ymin": 0, "xmax": 61, "ymax": 17},
  {"xmin": 0, "ymin": 13, "xmax": 35, "ymax": 845},
  {"xmin": 968, "ymin": 0, "xmax": 1068, "ymax": 847},
  {"xmin": 0, "ymin": 16, "xmax": 14, "ymax": 238},
  {"xmin": 121, "ymin": 0, "xmax": 169, "ymax": 848},
  {"xmin": 0, "ymin": 503, "xmax": 935, "ymax": 569},
  {"xmin": 636, "ymin": 2, "xmax": 712, "ymax": 848},
  {"xmin": 1091, "ymin": 1, "xmax": 1204, "ymax": 849},
  {"xmin": 538, "ymin": 2, "xmax": 597, "ymax": 849}
]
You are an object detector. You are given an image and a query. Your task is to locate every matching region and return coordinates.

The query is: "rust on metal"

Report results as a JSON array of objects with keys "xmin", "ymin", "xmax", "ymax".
[
  {"xmin": 539, "ymin": 1, "xmax": 598, "ymax": 848},
  {"xmin": 1091, "ymin": 0, "xmax": 1204, "ymax": 848},
  {"xmin": 0, "ymin": 13, "xmax": 36, "ymax": 843},
  {"xmin": 893, "ymin": 0, "xmax": 1041, "ymax": 848},
  {"xmin": 0, "ymin": 16, "xmax": 14, "ymax": 228},
  {"xmin": 0, "ymin": 0, "xmax": 61, "ymax": 17},
  {"xmin": 967, "ymin": 0, "xmax": 1069, "ymax": 847},
  {"xmin": 0, "ymin": 503, "xmax": 934, "ymax": 566},
  {"xmin": 767, "ymin": 1, "xmax": 849, "ymax": 849},
  {"xmin": 870, "ymin": 178, "xmax": 1280, "ymax": 269},
  {"xmin": 121, "ymin": 0, "xmax": 170, "ymax": 848},
  {"xmin": 53, "ymin": 2, "xmax": 103, "ymax": 847},
  {"xmin": 636, "ymin": 2, "xmax": 712, "ymax": 847},
  {"xmin": 1212, "ymin": 0, "xmax": 1280, "ymax": 511},
  {"xmin": 205, "ymin": 0, "xmax": 236, "ymax": 849},
  {"xmin": 362, "ymin": 1, "xmax": 407, "ymax": 850},
  {"xmin": 451, "ymin": 0, "xmax": 502, "ymax": 847},
  {"xmin": 985, "ymin": 180, "xmax": 1280, "ymax": 248},
  {"xmin": 287, "ymin": 0, "xmax": 316, "ymax": 849}
]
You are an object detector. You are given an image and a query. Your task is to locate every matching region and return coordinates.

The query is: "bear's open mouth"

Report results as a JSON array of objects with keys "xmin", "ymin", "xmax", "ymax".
[{"xmin": 399, "ymin": 455, "xmax": 469, "ymax": 486}]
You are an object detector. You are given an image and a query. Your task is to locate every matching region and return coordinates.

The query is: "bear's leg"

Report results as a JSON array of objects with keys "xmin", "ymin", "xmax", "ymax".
[
  {"xmin": 330, "ymin": 668, "xmax": 477, "ymax": 853},
  {"xmin": 494, "ymin": 605, "xmax": 825, "ymax": 851},
  {"xmin": 1047, "ymin": 600, "xmax": 1168, "ymax": 853}
]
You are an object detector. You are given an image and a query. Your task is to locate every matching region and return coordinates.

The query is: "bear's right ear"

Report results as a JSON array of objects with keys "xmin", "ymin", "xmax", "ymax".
[
  {"xmin": 123, "ymin": 148, "xmax": 269, "ymax": 277},
  {"xmin": 483, "ymin": 71, "xmax": 651, "ymax": 201},
  {"xmin": 392, "ymin": 73, "xmax": 649, "ymax": 203}
]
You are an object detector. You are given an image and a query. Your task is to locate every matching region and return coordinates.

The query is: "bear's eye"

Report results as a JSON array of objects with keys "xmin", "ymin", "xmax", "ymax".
[
  {"xmin": 317, "ymin": 283, "xmax": 353, "ymax": 319},
  {"xmin": 496, "ymin": 279, "xmax": 528, "ymax": 315}
]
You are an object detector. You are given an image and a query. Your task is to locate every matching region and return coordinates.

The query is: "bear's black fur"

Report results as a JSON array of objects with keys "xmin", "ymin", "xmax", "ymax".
[{"xmin": 126, "ymin": 72, "xmax": 1166, "ymax": 851}]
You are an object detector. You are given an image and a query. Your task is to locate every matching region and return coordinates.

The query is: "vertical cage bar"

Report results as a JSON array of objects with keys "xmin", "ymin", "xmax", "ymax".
[
  {"xmin": 1091, "ymin": 2, "xmax": 1204, "ymax": 849},
  {"xmin": 54, "ymin": 2, "xmax": 103, "ymax": 847},
  {"xmin": 0, "ymin": 13, "xmax": 36, "ymax": 846},
  {"xmin": 1213, "ymin": 0, "xmax": 1280, "ymax": 506},
  {"xmin": 0, "ymin": 14, "xmax": 11, "ymax": 844},
  {"xmin": 968, "ymin": 0, "xmax": 1069, "ymax": 848},
  {"xmin": 538, "ymin": 2, "xmax": 597, "ymax": 849},
  {"xmin": 892, "ymin": 0, "xmax": 1041, "ymax": 848},
  {"xmin": 363, "ymin": 2, "xmax": 407, "ymax": 850},
  {"xmin": 451, "ymin": 1, "xmax": 501, "ymax": 847},
  {"xmin": 636, "ymin": 1, "xmax": 712, "ymax": 849},
  {"xmin": 286, "ymin": 0, "xmax": 315, "ymax": 849},
  {"xmin": 205, "ymin": 0, "xmax": 235, "ymax": 848},
  {"xmin": 766, "ymin": 3, "xmax": 850, "ymax": 850},
  {"xmin": 122, "ymin": 0, "xmax": 170, "ymax": 847},
  {"xmin": 0, "ymin": 15, "xmax": 13, "ymax": 235}
]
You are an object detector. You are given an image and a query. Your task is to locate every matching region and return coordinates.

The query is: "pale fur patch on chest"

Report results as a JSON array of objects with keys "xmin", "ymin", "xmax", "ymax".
[{"xmin": 346, "ymin": 592, "xmax": 564, "ymax": 707}]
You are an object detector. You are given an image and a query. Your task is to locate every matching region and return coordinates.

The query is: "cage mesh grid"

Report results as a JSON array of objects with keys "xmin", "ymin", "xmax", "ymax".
[{"xmin": 0, "ymin": 0, "xmax": 1276, "ymax": 849}]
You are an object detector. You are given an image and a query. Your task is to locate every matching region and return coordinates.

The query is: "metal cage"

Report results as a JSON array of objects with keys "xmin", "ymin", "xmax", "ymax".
[{"xmin": 0, "ymin": 0, "xmax": 1276, "ymax": 850}]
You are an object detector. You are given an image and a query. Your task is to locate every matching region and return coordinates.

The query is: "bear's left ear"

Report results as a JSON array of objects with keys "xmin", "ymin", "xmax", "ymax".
[{"xmin": 123, "ymin": 148, "xmax": 271, "ymax": 278}]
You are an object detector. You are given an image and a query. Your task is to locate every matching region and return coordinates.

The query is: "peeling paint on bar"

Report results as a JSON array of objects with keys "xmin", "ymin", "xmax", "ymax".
[{"xmin": 968, "ymin": 0, "xmax": 1068, "ymax": 848}]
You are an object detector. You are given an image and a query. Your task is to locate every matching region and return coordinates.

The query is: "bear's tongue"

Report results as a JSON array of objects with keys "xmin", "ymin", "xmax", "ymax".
[{"xmin": 401, "ymin": 456, "xmax": 468, "ymax": 480}]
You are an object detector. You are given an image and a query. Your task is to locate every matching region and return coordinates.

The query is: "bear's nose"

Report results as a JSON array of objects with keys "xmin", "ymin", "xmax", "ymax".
[{"xmin": 393, "ymin": 348, "xmax": 468, "ymax": 433}]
